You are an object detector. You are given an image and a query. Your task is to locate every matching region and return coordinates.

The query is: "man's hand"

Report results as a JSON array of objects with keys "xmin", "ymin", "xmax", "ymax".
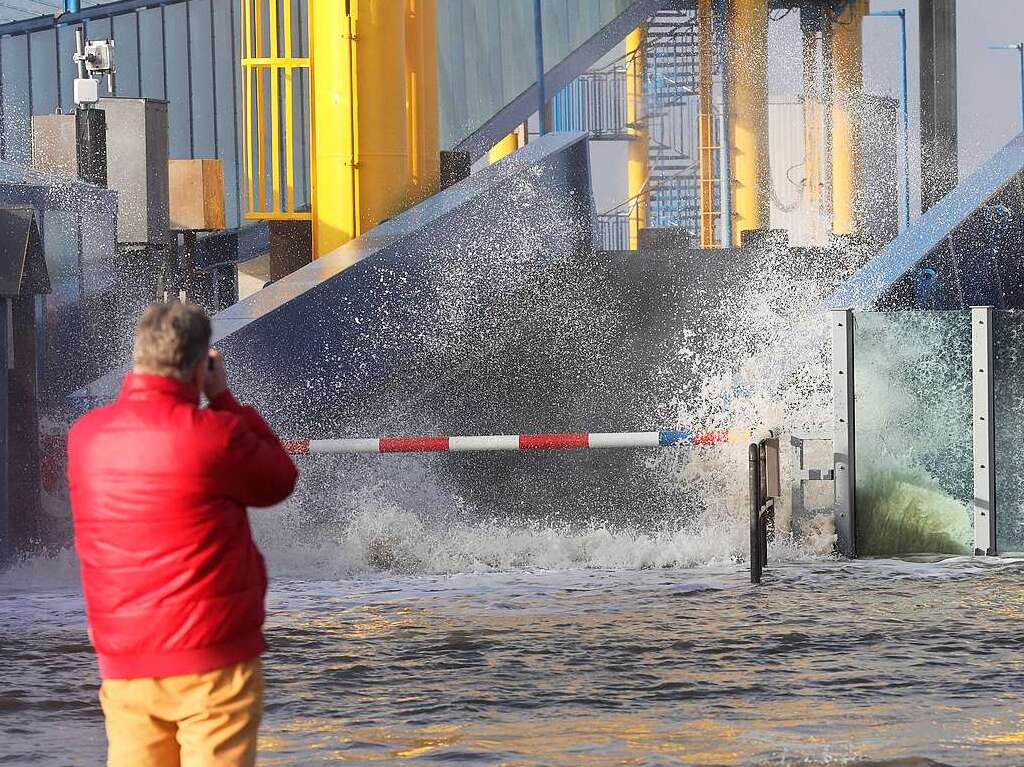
[{"xmin": 204, "ymin": 349, "xmax": 229, "ymax": 401}]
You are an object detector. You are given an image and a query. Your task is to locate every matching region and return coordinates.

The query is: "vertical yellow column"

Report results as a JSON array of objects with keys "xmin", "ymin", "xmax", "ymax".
[
  {"xmin": 830, "ymin": 0, "xmax": 866, "ymax": 236},
  {"xmin": 697, "ymin": 0, "xmax": 716, "ymax": 248},
  {"xmin": 406, "ymin": 0, "xmax": 441, "ymax": 203},
  {"xmin": 489, "ymin": 131, "xmax": 520, "ymax": 163},
  {"xmin": 725, "ymin": 0, "xmax": 769, "ymax": 244},
  {"xmin": 309, "ymin": 0, "xmax": 356, "ymax": 257},
  {"xmin": 309, "ymin": 0, "xmax": 410, "ymax": 258},
  {"xmin": 625, "ymin": 26, "xmax": 649, "ymax": 251}
]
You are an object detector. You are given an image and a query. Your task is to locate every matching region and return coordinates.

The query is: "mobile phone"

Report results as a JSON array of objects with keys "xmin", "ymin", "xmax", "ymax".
[{"xmin": 207, "ymin": 355, "xmax": 214, "ymax": 371}]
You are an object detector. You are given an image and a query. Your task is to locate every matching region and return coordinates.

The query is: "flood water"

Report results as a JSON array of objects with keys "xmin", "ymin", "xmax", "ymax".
[{"xmin": 4, "ymin": 550, "xmax": 1024, "ymax": 766}]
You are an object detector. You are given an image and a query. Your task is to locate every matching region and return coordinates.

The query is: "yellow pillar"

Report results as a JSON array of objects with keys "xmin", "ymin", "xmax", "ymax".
[
  {"xmin": 309, "ymin": 0, "xmax": 410, "ymax": 259},
  {"xmin": 489, "ymin": 131, "xmax": 520, "ymax": 164},
  {"xmin": 829, "ymin": 0, "xmax": 866, "ymax": 236},
  {"xmin": 405, "ymin": 0, "xmax": 441, "ymax": 204},
  {"xmin": 697, "ymin": 0, "xmax": 716, "ymax": 247},
  {"xmin": 725, "ymin": 0, "xmax": 769, "ymax": 244},
  {"xmin": 625, "ymin": 26, "xmax": 649, "ymax": 251}
]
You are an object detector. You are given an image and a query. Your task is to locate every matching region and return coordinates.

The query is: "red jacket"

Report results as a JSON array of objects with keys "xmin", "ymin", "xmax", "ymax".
[{"xmin": 67, "ymin": 373, "xmax": 298, "ymax": 679}]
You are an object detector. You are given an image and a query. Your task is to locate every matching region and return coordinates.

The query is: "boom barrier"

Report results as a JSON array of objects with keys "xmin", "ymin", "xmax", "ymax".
[{"xmin": 282, "ymin": 429, "xmax": 751, "ymax": 455}]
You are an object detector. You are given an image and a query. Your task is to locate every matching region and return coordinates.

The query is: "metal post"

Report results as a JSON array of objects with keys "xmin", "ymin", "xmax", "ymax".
[
  {"xmin": 991, "ymin": 44, "xmax": 1024, "ymax": 131},
  {"xmin": 697, "ymin": 0, "xmax": 716, "ymax": 247},
  {"xmin": 899, "ymin": 11, "xmax": 911, "ymax": 229},
  {"xmin": 0, "ymin": 299, "xmax": 8, "ymax": 563},
  {"xmin": 749, "ymin": 442, "xmax": 762, "ymax": 583},
  {"xmin": 919, "ymin": 0, "xmax": 958, "ymax": 212},
  {"xmin": 1019, "ymin": 45, "xmax": 1024, "ymax": 131},
  {"xmin": 533, "ymin": 0, "xmax": 547, "ymax": 136},
  {"xmin": 759, "ymin": 441, "xmax": 769, "ymax": 566},
  {"xmin": 75, "ymin": 28, "xmax": 86, "ymax": 81},
  {"xmin": 831, "ymin": 309, "xmax": 856, "ymax": 558},
  {"xmin": 714, "ymin": 0, "xmax": 733, "ymax": 246},
  {"xmin": 65, "ymin": 0, "xmax": 81, "ymax": 13},
  {"xmin": 972, "ymin": 306, "xmax": 997, "ymax": 556},
  {"xmin": 868, "ymin": 10, "xmax": 912, "ymax": 231}
]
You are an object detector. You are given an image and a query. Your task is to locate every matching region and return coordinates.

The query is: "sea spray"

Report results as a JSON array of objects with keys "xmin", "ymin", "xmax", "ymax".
[{"xmin": 855, "ymin": 464, "xmax": 972, "ymax": 555}]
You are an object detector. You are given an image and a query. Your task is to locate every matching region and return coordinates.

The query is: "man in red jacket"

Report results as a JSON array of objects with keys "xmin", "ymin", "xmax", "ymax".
[{"xmin": 68, "ymin": 302, "xmax": 298, "ymax": 767}]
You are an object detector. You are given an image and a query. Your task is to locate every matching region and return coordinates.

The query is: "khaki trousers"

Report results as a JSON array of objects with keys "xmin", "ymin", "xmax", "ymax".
[{"xmin": 99, "ymin": 659, "xmax": 263, "ymax": 767}]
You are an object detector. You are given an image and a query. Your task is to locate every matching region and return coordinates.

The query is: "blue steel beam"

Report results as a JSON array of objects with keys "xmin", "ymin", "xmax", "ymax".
[{"xmin": 0, "ymin": 0, "xmax": 189, "ymax": 36}]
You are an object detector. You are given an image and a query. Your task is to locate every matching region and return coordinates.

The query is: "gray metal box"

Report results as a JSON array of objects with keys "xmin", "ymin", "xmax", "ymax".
[
  {"xmin": 97, "ymin": 98, "xmax": 170, "ymax": 246},
  {"xmin": 31, "ymin": 114, "xmax": 78, "ymax": 178}
]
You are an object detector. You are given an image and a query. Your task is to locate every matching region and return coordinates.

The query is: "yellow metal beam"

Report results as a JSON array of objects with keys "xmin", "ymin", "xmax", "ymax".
[
  {"xmin": 308, "ymin": 0, "xmax": 355, "ymax": 255},
  {"xmin": 405, "ymin": 0, "xmax": 441, "ymax": 204},
  {"xmin": 241, "ymin": 0, "xmax": 307, "ymax": 223},
  {"xmin": 254, "ymin": 0, "xmax": 266, "ymax": 212},
  {"xmin": 488, "ymin": 131, "xmax": 519, "ymax": 164},
  {"xmin": 625, "ymin": 25, "xmax": 648, "ymax": 251},
  {"xmin": 725, "ymin": 0, "xmax": 769, "ymax": 244},
  {"xmin": 268, "ymin": 0, "xmax": 281, "ymax": 213},
  {"xmin": 830, "ymin": 0, "xmax": 867, "ymax": 236},
  {"xmin": 697, "ymin": 0, "xmax": 716, "ymax": 248},
  {"xmin": 242, "ymin": 0, "xmax": 254, "ymax": 214},
  {"xmin": 309, "ymin": 0, "xmax": 411, "ymax": 259}
]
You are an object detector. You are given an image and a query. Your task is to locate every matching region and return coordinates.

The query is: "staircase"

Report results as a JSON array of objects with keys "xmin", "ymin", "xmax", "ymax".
[
  {"xmin": 645, "ymin": 9, "xmax": 700, "ymax": 233},
  {"xmin": 552, "ymin": 8, "xmax": 706, "ymax": 249}
]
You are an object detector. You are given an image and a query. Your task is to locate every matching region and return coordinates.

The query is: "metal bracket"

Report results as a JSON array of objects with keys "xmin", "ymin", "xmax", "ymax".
[
  {"xmin": 831, "ymin": 308, "xmax": 856, "ymax": 558},
  {"xmin": 800, "ymin": 468, "xmax": 835, "ymax": 481},
  {"xmin": 972, "ymin": 306, "xmax": 997, "ymax": 556}
]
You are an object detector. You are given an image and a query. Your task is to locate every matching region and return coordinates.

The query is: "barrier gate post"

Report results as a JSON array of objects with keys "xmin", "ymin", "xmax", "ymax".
[
  {"xmin": 972, "ymin": 306, "xmax": 997, "ymax": 556},
  {"xmin": 832, "ymin": 308, "xmax": 856, "ymax": 558},
  {"xmin": 749, "ymin": 442, "xmax": 762, "ymax": 582}
]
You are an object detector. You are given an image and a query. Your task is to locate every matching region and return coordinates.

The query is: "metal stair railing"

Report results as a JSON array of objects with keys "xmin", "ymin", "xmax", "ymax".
[
  {"xmin": 594, "ymin": 161, "xmax": 701, "ymax": 248},
  {"xmin": 560, "ymin": 6, "xmax": 706, "ymax": 248}
]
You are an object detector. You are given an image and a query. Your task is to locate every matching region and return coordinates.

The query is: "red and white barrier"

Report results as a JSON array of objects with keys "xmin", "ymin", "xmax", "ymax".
[{"xmin": 282, "ymin": 429, "xmax": 750, "ymax": 455}]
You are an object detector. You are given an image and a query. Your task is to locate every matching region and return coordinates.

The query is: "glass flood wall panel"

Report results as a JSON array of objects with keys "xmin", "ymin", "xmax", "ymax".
[
  {"xmin": 993, "ymin": 311, "xmax": 1024, "ymax": 553},
  {"xmin": 852, "ymin": 311, "xmax": 973, "ymax": 556}
]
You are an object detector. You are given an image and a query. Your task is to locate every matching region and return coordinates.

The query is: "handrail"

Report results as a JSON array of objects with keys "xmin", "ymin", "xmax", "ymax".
[
  {"xmin": 599, "ymin": 160, "xmax": 698, "ymax": 217},
  {"xmin": 749, "ymin": 435, "xmax": 780, "ymax": 584},
  {"xmin": 598, "ymin": 13, "xmax": 698, "ymax": 73}
]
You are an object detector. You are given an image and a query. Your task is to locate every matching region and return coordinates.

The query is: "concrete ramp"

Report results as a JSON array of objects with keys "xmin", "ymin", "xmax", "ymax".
[
  {"xmin": 80, "ymin": 132, "xmax": 706, "ymax": 524},
  {"xmin": 825, "ymin": 132, "xmax": 1024, "ymax": 310}
]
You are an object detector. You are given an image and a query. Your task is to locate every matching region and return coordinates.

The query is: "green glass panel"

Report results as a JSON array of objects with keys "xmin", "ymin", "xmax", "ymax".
[
  {"xmin": 993, "ymin": 311, "xmax": 1024, "ymax": 552},
  {"xmin": 852, "ymin": 311, "xmax": 973, "ymax": 556}
]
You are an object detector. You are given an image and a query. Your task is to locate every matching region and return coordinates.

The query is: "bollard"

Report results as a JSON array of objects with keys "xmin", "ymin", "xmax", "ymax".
[{"xmin": 749, "ymin": 442, "xmax": 762, "ymax": 584}]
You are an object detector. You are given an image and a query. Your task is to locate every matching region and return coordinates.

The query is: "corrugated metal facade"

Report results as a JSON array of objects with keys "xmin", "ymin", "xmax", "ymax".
[
  {"xmin": 436, "ymin": 0, "xmax": 631, "ymax": 148},
  {"xmin": 0, "ymin": 0, "xmax": 633, "ymax": 229}
]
